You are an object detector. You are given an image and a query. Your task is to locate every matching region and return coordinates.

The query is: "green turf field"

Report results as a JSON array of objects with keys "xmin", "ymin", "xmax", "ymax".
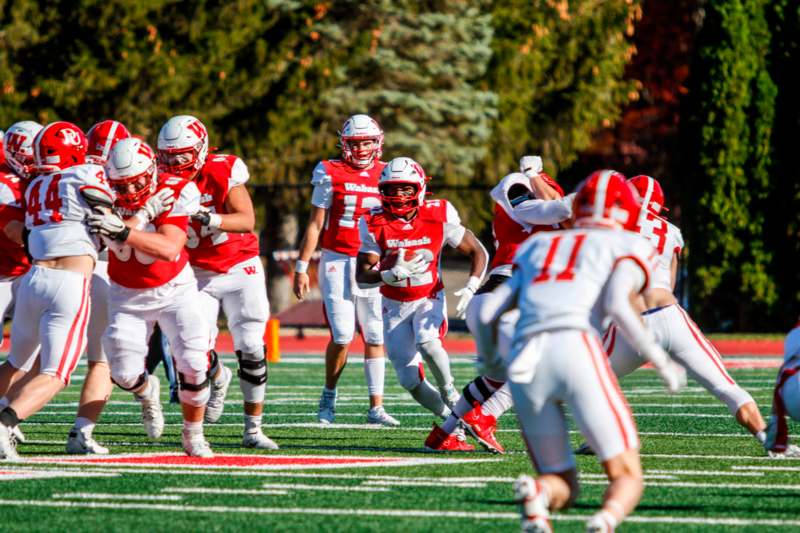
[{"xmin": 1, "ymin": 355, "xmax": 799, "ymax": 532}]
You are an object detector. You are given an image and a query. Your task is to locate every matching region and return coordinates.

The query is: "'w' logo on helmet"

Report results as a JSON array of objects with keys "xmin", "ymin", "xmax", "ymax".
[
  {"xmin": 5, "ymin": 133, "xmax": 26, "ymax": 152},
  {"xmin": 187, "ymin": 121, "xmax": 206, "ymax": 139}
]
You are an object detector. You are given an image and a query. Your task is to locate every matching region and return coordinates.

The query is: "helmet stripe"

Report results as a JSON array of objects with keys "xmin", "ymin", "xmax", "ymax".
[
  {"xmin": 593, "ymin": 170, "xmax": 613, "ymax": 219},
  {"xmin": 102, "ymin": 121, "xmax": 119, "ymax": 160}
]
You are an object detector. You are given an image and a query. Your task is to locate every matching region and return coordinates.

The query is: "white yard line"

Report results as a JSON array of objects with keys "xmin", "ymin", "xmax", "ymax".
[
  {"xmin": 581, "ymin": 480, "xmax": 800, "ymax": 491},
  {"xmin": 732, "ymin": 465, "xmax": 800, "ymax": 472},
  {"xmin": 52, "ymin": 493, "xmax": 183, "ymax": 501},
  {"xmin": 646, "ymin": 469, "xmax": 764, "ymax": 477},
  {"xmin": 1, "ymin": 500, "xmax": 799, "ymax": 527},
  {"xmin": 642, "ymin": 453, "xmax": 800, "ymax": 461},
  {"xmin": 362, "ymin": 479, "xmax": 486, "ymax": 488}
]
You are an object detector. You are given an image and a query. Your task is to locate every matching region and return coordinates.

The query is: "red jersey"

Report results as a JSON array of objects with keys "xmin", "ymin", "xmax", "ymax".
[
  {"xmin": 107, "ymin": 175, "xmax": 200, "ymax": 289},
  {"xmin": 489, "ymin": 173, "xmax": 567, "ymax": 275},
  {"xmin": 311, "ymin": 159, "xmax": 384, "ymax": 256},
  {"xmin": 0, "ymin": 165, "xmax": 31, "ymax": 277},
  {"xmin": 359, "ymin": 199, "xmax": 466, "ymax": 302},
  {"xmin": 186, "ymin": 154, "xmax": 259, "ymax": 273}
]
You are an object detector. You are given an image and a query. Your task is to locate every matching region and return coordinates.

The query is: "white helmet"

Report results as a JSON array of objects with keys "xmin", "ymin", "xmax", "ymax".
[
  {"xmin": 378, "ymin": 157, "xmax": 428, "ymax": 217},
  {"xmin": 156, "ymin": 115, "xmax": 208, "ymax": 179},
  {"xmin": 3, "ymin": 120, "xmax": 44, "ymax": 178},
  {"xmin": 105, "ymin": 138, "xmax": 158, "ymax": 210},
  {"xmin": 339, "ymin": 114, "xmax": 383, "ymax": 168}
]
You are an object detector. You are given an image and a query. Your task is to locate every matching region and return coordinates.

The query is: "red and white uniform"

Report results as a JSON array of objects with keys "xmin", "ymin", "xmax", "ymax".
[
  {"xmin": 7, "ymin": 164, "xmax": 110, "ymax": 384},
  {"xmin": 102, "ymin": 175, "xmax": 210, "ymax": 391},
  {"xmin": 767, "ymin": 326, "xmax": 800, "ymax": 451},
  {"xmin": 501, "ymin": 228, "xmax": 655, "ymax": 471},
  {"xmin": 312, "ymin": 159, "xmax": 385, "ymax": 345},
  {"xmin": 0, "ymin": 166, "xmax": 30, "ymax": 337},
  {"xmin": 359, "ymin": 200, "xmax": 466, "ymax": 377},
  {"xmin": 188, "ymin": 154, "xmax": 268, "ymax": 355},
  {"xmin": 606, "ymin": 215, "xmax": 753, "ymax": 414}
]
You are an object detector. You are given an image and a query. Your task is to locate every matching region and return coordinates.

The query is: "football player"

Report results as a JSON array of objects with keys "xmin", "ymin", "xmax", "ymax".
[
  {"xmin": 356, "ymin": 157, "xmax": 489, "ymax": 449},
  {"xmin": 432, "ymin": 156, "xmax": 575, "ymax": 452},
  {"xmin": 92, "ymin": 137, "xmax": 213, "ymax": 457},
  {"xmin": 293, "ymin": 115, "xmax": 398, "ymax": 426},
  {"xmin": 598, "ymin": 175, "xmax": 768, "ymax": 451},
  {"xmin": 64, "ymin": 119, "xmax": 131, "ymax": 454},
  {"xmin": 0, "ymin": 122, "xmax": 114, "ymax": 461},
  {"xmin": 475, "ymin": 170, "xmax": 685, "ymax": 532},
  {"xmin": 764, "ymin": 321, "xmax": 800, "ymax": 457},
  {"xmin": 157, "ymin": 115, "xmax": 277, "ymax": 449}
]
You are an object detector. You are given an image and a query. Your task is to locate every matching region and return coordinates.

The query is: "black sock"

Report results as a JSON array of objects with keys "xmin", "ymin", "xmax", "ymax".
[{"xmin": 0, "ymin": 407, "xmax": 20, "ymax": 428}]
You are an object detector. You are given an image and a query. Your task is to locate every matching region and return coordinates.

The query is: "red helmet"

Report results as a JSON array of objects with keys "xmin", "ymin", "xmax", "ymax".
[
  {"xmin": 87, "ymin": 120, "xmax": 131, "ymax": 165},
  {"xmin": 0, "ymin": 130, "xmax": 5, "ymax": 167},
  {"xmin": 378, "ymin": 157, "xmax": 428, "ymax": 218},
  {"xmin": 573, "ymin": 170, "xmax": 640, "ymax": 231},
  {"xmin": 628, "ymin": 174, "xmax": 667, "ymax": 215},
  {"xmin": 33, "ymin": 121, "xmax": 87, "ymax": 174},
  {"xmin": 105, "ymin": 138, "xmax": 158, "ymax": 210}
]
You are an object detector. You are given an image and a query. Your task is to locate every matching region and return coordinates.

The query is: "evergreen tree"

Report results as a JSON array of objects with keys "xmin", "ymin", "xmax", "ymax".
[{"xmin": 682, "ymin": 0, "xmax": 777, "ymax": 328}]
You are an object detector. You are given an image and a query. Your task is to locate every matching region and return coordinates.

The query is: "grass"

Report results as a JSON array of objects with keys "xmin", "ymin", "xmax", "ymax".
[{"xmin": 0, "ymin": 355, "xmax": 798, "ymax": 532}]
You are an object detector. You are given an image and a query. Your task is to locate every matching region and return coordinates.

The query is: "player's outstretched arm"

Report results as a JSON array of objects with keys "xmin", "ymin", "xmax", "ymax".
[
  {"xmin": 474, "ymin": 275, "xmax": 520, "ymax": 377},
  {"xmin": 293, "ymin": 206, "xmax": 326, "ymax": 300},
  {"xmin": 452, "ymin": 230, "xmax": 489, "ymax": 319},
  {"xmin": 125, "ymin": 223, "xmax": 187, "ymax": 262}
]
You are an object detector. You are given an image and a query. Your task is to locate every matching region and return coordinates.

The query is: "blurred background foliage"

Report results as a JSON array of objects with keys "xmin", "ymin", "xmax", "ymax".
[{"xmin": 1, "ymin": 0, "xmax": 798, "ymax": 330}]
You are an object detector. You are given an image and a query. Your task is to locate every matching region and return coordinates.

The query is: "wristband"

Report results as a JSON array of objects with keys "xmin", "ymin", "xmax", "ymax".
[
  {"xmin": 466, "ymin": 276, "xmax": 482, "ymax": 293},
  {"xmin": 207, "ymin": 213, "xmax": 222, "ymax": 229},
  {"xmin": 295, "ymin": 260, "xmax": 309, "ymax": 274}
]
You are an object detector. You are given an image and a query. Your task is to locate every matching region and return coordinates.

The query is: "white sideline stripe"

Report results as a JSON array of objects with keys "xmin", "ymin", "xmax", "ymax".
[
  {"xmin": 582, "ymin": 480, "xmax": 800, "ymax": 491},
  {"xmin": 647, "ymin": 469, "xmax": 764, "ymax": 477},
  {"xmin": 52, "ymin": 493, "xmax": 183, "ymax": 501},
  {"xmin": 166, "ymin": 484, "xmax": 384, "ymax": 494},
  {"xmin": 642, "ymin": 453, "xmax": 800, "ymax": 461},
  {"xmin": 1, "ymin": 500, "xmax": 800, "ymax": 527},
  {"xmin": 162, "ymin": 488, "xmax": 289, "ymax": 496},
  {"xmin": 0, "ymin": 469, "xmax": 119, "ymax": 481},
  {"xmin": 362, "ymin": 479, "xmax": 486, "ymax": 488}
]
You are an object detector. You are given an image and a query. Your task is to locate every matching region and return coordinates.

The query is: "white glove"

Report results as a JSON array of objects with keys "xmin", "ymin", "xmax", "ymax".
[
  {"xmin": 87, "ymin": 207, "xmax": 130, "ymax": 242},
  {"xmin": 135, "ymin": 189, "xmax": 174, "ymax": 224},
  {"xmin": 380, "ymin": 248, "xmax": 428, "ymax": 285},
  {"xmin": 645, "ymin": 344, "xmax": 687, "ymax": 393},
  {"xmin": 519, "ymin": 155, "xmax": 543, "ymax": 178},
  {"xmin": 453, "ymin": 276, "xmax": 482, "ymax": 319}
]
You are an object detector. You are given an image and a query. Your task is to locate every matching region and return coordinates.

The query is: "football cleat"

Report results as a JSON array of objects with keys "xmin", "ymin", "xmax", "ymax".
[
  {"xmin": 66, "ymin": 429, "xmax": 109, "ymax": 455},
  {"xmin": 182, "ymin": 430, "xmax": 214, "ymax": 458},
  {"xmin": 138, "ymin": 375, "xmax": 165, "ymax": 439},
  {"xmin": 204, "ymin": 366, "xmax": 232, "ymax": 424},
  {"xmin": 367, "ymin": 406, "xmax": 400, "ymax": 427},
  {"xmin": 586, "ymin": 511, "xmax": 616, "ymax": 532},
  {"xmin": 318, "ymin": 388, "xmax": 337, "ymax": 424},
  {"xmin": 462, "ymin": 403, "xmax": 505, "ymax": 454},
  {"xmin": 514, "ymin": 474, "xmax": 552, "ymax": 533},
  {"xmin": 10, "ymin": 425, "xmax": 26, "ymax": 445},
  {"xmin": 424, "ymin": 423, "xmax": 476, "ymax": 452},
  {"xmin": 0, "ymin": 424, "xmax": 21, "ymax": 462},
  {"xmin": 575, "ymin": 441, "xmax": 595, "ymax": 455},
  {"xmin": 243, "ymin": 429, "xmax": 280, "ymax": 450},
  {"xmin": 768, "ymin": 444, "xmax": 800, "ymax": 458}
]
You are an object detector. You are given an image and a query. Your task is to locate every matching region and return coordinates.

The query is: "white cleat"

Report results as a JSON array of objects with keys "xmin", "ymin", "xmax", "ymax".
[
  {"xmin": 243, "ymin": 429, "xmax": 279, "ymax": 450},
  {"xmin": 317, "ymin": 389, "xmax": 337, "ymax": 424},
  {"xmin": 66, "ymin": 429, "xmax": 109, "ymax": 455},
  {"xmin": 367, "ymin": 406, "xmax": 400, "ymax": 427},
  {"xmin": 768, "ymin": 444, "xmax": 800, "ymax": 458},
  {"xmin": 204, "ymin": 366, "xmax": 232, "ymax": 424},
  {"xmin": 138, "ymin": 375, "xmax": 165, "ymax": 439},
  {"xmin": 0, "ymin": 424, "xmax": 21, "ymax": 462},
  {"xmin": 514, "ymin": 474, "xmax": 552, "ymax": 533},
  {"xmin": 10, "ymin": 425, "xmax": 26, "ymax": 445},
  {"xmin": 182, "ymin": 431, "xmax": 214, "ymax": 458}
]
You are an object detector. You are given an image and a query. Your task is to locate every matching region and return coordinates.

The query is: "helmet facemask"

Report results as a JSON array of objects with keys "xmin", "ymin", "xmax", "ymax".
[
  {"xmin": 157, "ymin": 142, "xmax": 203, "ymax": 179},
  {"xmin": 110, "ymin": 162, "xmax": 157, "ymax": 210},
  {"xmin": 341, "ymin": 136, "xmax": 382, "ymax": 169},
  {"xmin": 379, "ymin": 181, "xmax": 422, "ymax": 219}
]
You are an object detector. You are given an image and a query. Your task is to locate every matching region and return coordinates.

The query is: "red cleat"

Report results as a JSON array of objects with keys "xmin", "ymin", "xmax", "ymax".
[
  {"xmin": 424, "ymin": 423, "xmax": 476, "ymax": 451},
  {"xmin": 461, "ymin": 402, "xmax": 505, "ymax": 454}
]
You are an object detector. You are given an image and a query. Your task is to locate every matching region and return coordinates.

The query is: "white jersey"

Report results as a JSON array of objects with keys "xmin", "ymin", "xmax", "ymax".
[
  {"xmin": 785, "ymin": 326, "xmax": 800, "ymax": 368},
  {"xmin": 511, "ymin": 227, "xmax": 656, "ymax": 338},
  {"xmin": 25, "ymin": 163, "xmax": 111, "ymax": 261},
  {"xmin": 635, "ymin": 211, "xmax": 683, "ymax": 291}
]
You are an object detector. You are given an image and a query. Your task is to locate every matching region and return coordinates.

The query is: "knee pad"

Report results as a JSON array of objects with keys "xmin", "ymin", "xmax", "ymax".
[
  {"xmin": 396, "ymin": 362, "xmax": 424, "ymax": 391},
  {"xmin": 178, "ymin": 371, "xmax": 210, "ymax": 407},
  {"xmin": 112, "ymin": 371, "xmax": 147, "ymax": 392},
  {"xmin": 237, "ymin": 348, "xmax": 268, "ymax": 403}
]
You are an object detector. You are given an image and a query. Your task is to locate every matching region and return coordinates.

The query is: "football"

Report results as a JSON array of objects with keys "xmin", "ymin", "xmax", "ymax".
[{"xmin": 380, "ymin": 248, "xmax": 434, "ymax": 270}]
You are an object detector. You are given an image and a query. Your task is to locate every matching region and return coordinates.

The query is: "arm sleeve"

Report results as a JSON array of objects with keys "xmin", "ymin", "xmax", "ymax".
[
  {"xmin": 513, "ymin": 193, "xmax": 575, "ymax": 225},
  {"xmin": 310, "ymin": 161, "xmax": 332, "ymax": 209},
  {"xmin": 358, "ymin": 217, "xmax": 381, "ymax": 256},
  {"xmin": 444, "ymin": 201, "xmax": 467, "ymax": 247},
  {"xmin": 228, "ymin": 157, "xmax": 250, "ymax": 189}
]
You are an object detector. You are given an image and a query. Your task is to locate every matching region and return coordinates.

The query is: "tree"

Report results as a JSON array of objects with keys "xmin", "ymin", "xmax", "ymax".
[{"xmin": 681, "ymin": 0, "xmax": 777, "ymax": 328}]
